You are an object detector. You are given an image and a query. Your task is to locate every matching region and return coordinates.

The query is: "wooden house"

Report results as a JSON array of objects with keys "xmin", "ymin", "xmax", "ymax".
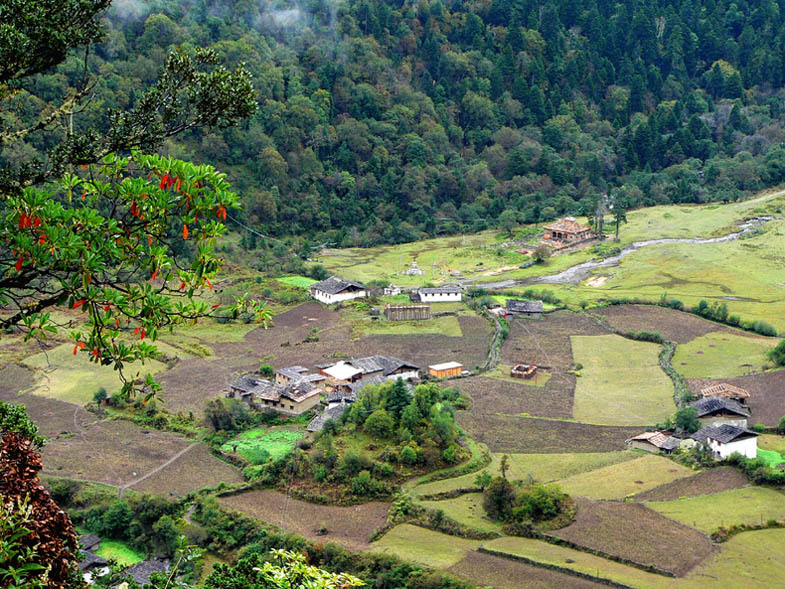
[
  {"xmin": 429, "ymin": 361, "xmax": 463, "ymax": 379},
  {"xmin": 385, "ymin": 304, "xmax": 430, "ymax": 321}
]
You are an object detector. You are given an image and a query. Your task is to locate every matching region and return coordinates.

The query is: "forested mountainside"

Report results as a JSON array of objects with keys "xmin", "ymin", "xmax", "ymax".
[{"xmin": 7, "ymin": 0, "xmax": 785, "ymax": 248}]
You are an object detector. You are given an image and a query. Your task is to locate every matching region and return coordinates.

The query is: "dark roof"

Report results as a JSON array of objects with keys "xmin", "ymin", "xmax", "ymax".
[
  {"xmin": 279, "ymin": 380, "xmax": 320, "ymax": 403},
  {"xmin": 230, "ymin": 376, "xmax": 268, "ymax": 393},
  {"xmin": 80, "ymin": 533, "xmax": 101, "ymax": 552},
  {"xmin": 277, "ymin": 365, "xmax": 308, "ymax": 379},
  {"xmin": 310, "ymin": 276, "xmax": 366, "ymax": 295},
  {"xmin": 126, "ymin": 558, "xmax": 170, "ymax": 585},
  {"xmin": 348, "ymin": 374, "xmax": 387, "ymax": 393},
  {"xmin": 307, "ymin": 402, "xmax": 352, "ymax": 432},
  {"xmin": 506, "ymin": 299, "xmax": 544, "ymax": 313},
  {"xmin": 419, "ymin": 285, "xmax": 462, "ymax": 294},
  {"xmin": 78, "ymin": 551, "xmax": 107, "ymax": 571},
  {"xmin": 689, "ymin": 397, "xmax": 750, "ymax": 418},
  {"xmin": 348, "ymin": 355, "xmax": 419, "ymax": 377},
  {"xmin": 326, "ymin": 390, "xmax": 358, "ymax": 403},
  {"xmin": 692, "ymin": 424, "xmax": 759, "ymax": 444}
]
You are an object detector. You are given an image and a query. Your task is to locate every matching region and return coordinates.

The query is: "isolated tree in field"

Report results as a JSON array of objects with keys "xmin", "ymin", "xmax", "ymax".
[
  {"xmin": 674, "ymin": 406, "xmax": 701, "ymax": 433},
  {"xmin": 498, "ymin": 209, "xmax": 519, "ymax": 237},
  {"xmin": 610, "ymin": 190, "xmax": 629, "ymax": 241},
  {"xmin": 532, "ymin": 244, "xmax": 551, "ymax": 264},
  {"xmin": 0, "ymin": 0, "xmax": 265, "ymax": 400}
]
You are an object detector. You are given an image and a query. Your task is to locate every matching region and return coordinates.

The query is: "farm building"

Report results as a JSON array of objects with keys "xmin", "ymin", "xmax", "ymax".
[
  {"xmin": 688, "ymin": 424, "xmax": 758, "ymax": 459},
  {"xmin": 309, "ymin": 276, "xmax": 367, "ymax": 304},
  {"xmin": 347, "ymin": 355, "xmax": 420, "ymax": 381},
  {"xmin": 626, "ymin": 431, "xmax": 681, "ymax": 454},
  {"xmin": 275, "ymin": 365, "xmax": 326, "ymax": 386},
  {"xmin": 541, "ymin": 217, "xmax": 593, "ymax": 248},
  {"xmin": 78, "ymin": 535, "xmax": 108, "ymax": 584},
  {"xmin": 700, "ymin": 382, "xmax": 750, "ymax": 404},
  {"xmin": 319, "ymin": 361, "xmax": 364, "ymax": 385},
  {"xmin": 429, "ymin": 361, "xmax": 463, "ymax": 379},
  {"xmin": 307, "ymin": 400, "xmax": 352, "ymax": 433},
  {"xmin": 415, "ymin": 285, "xmax": 463, "ymax": 302},
  {"xmin": 385, "ymin": 304, "xmax": 431, "ymax": 321},
  {"xmin": 506, "ymin": 299, "xmax": 545, "ymax": 317},
  {"xmin": 384, "ymin": 284, "xmax": 402, "ymax": 296},
  {"xmin": 126, "ymin": 558, "xmax": 171, "ymax": 586},
  {"xmin": 227, "ymin": 376, "xmax": 270, "ymax": 401},
  {"xmin": 228, "ymin": 376, "xmax": 322, "ymax": 415},
  {"xmin": 689, "ymin": 397, "xmax": 750, "ymax": 428}
]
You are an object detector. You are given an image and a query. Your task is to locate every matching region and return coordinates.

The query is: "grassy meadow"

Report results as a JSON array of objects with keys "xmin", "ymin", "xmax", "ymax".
[
  {"xmin": 419, "ymin": 493, "xmax": 503, "ymax": 534},
  {"xmin": 571, "ymin": 335, "xmax": 675, "ymax": 425},
  {"xmin": 220, "ymin": 428, "xmax": 303, "ymax": 463},
  {"xmin": 671, "ymin": 331, "xmax": 774, "ymax": 378},
  {"xmin": 370, "ymin": 524, "xmax": 482, "ymax": 568},
  {"xmin": 95, "ymin": 540, "xmax": 146, "ymax": 567}
]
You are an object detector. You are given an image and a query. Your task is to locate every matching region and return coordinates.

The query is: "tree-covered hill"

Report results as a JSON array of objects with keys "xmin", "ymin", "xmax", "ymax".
[{"xmin": 7, "ymin": 0, "xmax": 785, "ymax": 249}]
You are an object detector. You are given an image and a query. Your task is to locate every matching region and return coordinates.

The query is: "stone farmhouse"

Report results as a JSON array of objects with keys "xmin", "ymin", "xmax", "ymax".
[
  {"xmin": 310, "ymin": 276, "xmax": 367, "ymax": 304},
  {"xmin": 699, "ymin": 382, "xmax": 750, "ymax": 404},
  {"xmin": 275, "ymin": 365, "xmax": 326, "ymax": 386},
  {"xmin": 227, "ymin": 376, "xmax": 322, "ymax": 415},
  {"xmin": 687, "ymin": 424, "xmax": 758, "ymax": 459},
  {"xmin": 413, "ymin": 285, "xmax": 463, "ymax": 302},
  {"xmin": 626, "ymin": 431, "xmax": 681, "ymax": 454},
  {"xmin": 505, "ymin": 299, "xmax": 544, "ymax": 317},
  {"xmin": 689, "ymin": 396, "xmax": 750, "ymax": 428},
  {"xmin": 541, "ymin": 217, "xmax": 593, "ymax": 249}
]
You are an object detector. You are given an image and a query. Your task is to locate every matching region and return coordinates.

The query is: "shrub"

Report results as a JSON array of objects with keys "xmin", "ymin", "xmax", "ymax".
[
  {"xmin": 753, "ymin": 424, "xmax": 767, "ymax": 433},
  {"xmin": 364, "ymin": 409, "xmax": 394, "ymax": 439},
  {"xmin": 674, "ymin": 406, "xmax": 701, "ymax": 433},
  {"xmin": 258, "ymin": 363, "xmax": 275, "ymax": 377},
  {"xmin": 752, "ymin": 320, "xmax": 778, "ymax": 337},
  {"xmin": 769, "ymin": 339, "xmax": 785, "ymax": 366},
  {"xmin": 400, "ymin": 444, "xmax": 419, "ymax": 465},
  {"xmin": 513, "ymin": 484, "xmax": 566, "ymax": 522},
  {"xmin": 482, "ymin": 477, "xmax": 516, "ymax": 521},
  {"xmin": 93, "ymin": 388, "xmax": 108, "ymax": 404}
]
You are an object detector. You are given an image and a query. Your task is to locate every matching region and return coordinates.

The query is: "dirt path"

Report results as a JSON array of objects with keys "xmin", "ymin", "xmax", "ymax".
[
  {"xmin": 119, "ymin": 441, "xmax": 200, "ymax": 497},
  {"xmin": 735, "ymin": 187, "xmax": 785, "ymax": 207}
]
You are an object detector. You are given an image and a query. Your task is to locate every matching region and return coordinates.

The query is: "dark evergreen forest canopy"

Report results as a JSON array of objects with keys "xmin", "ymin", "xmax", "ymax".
[{"xmin": 8, "ymin": 0, "xmax": 785, "ymax": 248}]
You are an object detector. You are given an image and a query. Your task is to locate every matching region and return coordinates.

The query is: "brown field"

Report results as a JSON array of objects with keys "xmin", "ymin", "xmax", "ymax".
[
  {"xmin": 593, "ymin": 304, "xmax": 727, "ymax": 343},
  {"xmin": 220, "ymin": 490, "xmax": 390, "ymax": 550},
  {"xmin": 548, "ymin": 498, "xmax": 714, "ymax": 576},
  {"xmin": 686, "ymin": 371, "xmax": 785, "ymax": 427},
  {"xmin": 447, "ymin": 550, "xmax": 606, "ymax": 589},
  {"xmin": 454, "ymin": 374, "xmax": 574, "ymax": 419},
  {"xmin": 0, "ymin": 390, "xmax": 92, "ymax": 439},
  {"xmin": 0, "ymin": 363, "xmax": 35, "ymax": 397},
  {"xmin": 41, "ymin": 419, "xmax": 192, "ymax": 486},
  {"xmin": 130, "ymin": 443, "xmax": 244, "ymax": 496},
  {"xmin": 634, "ymin": 467, "xmax": 749, "ymax": 502},
  {"xmin": 457, "ymin": 413, "xmax": 640, "ymax": 453}
]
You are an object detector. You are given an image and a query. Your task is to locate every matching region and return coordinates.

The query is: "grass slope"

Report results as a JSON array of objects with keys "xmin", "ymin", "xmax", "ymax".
[
  {"xmin": 672, "ymin": 332, "xmax": 773, "ymax": 378},
  {"xmin": 420, "ymin": 493, "xmax": 503, "ymax": 534},
  {"xmin": 646, "ymin": 486, "xmax": 785, "ymax": 533},
  {"xmin": 220, "ymin": 428, "xmax": 303, "ymax": 462},
  {"xmin": 95, "ymin": 540, "xmax": 145, "ymax": 567},
  {"xmin": 571, "ymin": 335, "xmax": 674, "ymax": 426},
  {"xmin": 371, "ymin": 524, "xmax": 482, "ymax": 568},
  {"xmin": 557, "ymin": 454, "xmax": 694, "ymax": 500}
]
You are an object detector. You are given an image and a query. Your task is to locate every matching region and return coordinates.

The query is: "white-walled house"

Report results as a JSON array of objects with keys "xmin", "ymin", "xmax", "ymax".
[
  {"xmin": 690, "ymin": 424, "xmax": 758, "ymax": 459},
  {"xmin": 310, "ymin": 276, "xmax": 367, "ymax": 304},
  {"xmin": 688, "ymin": 396, "xmax": 750, "ymax": 428},
  {"xmin": 417, "ymin": 285, "xmax": 462, "ymax": 302}
]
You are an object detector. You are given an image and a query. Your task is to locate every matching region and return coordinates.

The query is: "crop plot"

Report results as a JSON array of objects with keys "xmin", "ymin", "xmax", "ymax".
[
  {"xmin": 454, "ymin": 374, "xmax": 572, "ymax": 420},
  {"xmin": 0, "ymin": 363, "xmax": 35, "ymax": 397},
  {"xmin": 549, "ymin": 498, "xmax": 713, "ymax": 576},
  {"xmin": 556, "ymin": 454, "xmax": 694, "ymax": 500},
  {"xmin": 220, "ymin": 490, "xmax": 389, "ymax": 550},
  {"xmin": 370, "ymin": 524, "xmax": 482, "ymax": 568},
  {"xmin": 220, "ymin": 428, "xmax": 302, "ymax": 463},
  {"xmin": 633, "ymin": 467, "xmax": 749, "ymax": 502},
  {"xmin": 672, "ymin": 331, "xmax": 773, "ymax": 378},
  {"xmin": 592, "ymin": 304, "xmax": 727, "ymax": 344},
  {"xmin": 646, "ymin": 487, "xmax": 785, "ymax": 534},
  {"xmin": 571, "ymin": 334, "xmax": 674, "ymax": 426}
]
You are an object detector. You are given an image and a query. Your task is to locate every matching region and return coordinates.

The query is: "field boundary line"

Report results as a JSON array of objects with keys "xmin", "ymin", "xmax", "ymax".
[
  {"xmin": 476, "ymin": 547, "xmax": 635, "ymax": 589},
  {"xmin": 120, "ymin": 441, "xmax": 201, "ymax": 497}
]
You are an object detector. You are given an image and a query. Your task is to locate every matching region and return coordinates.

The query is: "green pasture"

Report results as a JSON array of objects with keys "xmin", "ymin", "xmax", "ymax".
[
  {"xmin": 482, "ymin": 537, "xmax": 673, "ymax": 589},
  {"xmin": 646, "ymin": 486, "xmax": 785, "ymax": 533},
  {"xmin": 685, "ymin": 528, "xmax": 785, "ymax": 588},
  {"xmin": 759, "ymin": 434, "xmax": 785, "ymax": 454},
  {"xmin": 420, "ymin": 493, "xmax": 503, "ymax": 534},
  {"xmin": 483, "ymin": 364, "xmax": 552, "ymax": 387},
  {"xmin": 370, "ymin": 524, "xmax": 482, "ymax": 568},
  {"xmin": 353, "ymin": 315, "xmax": 463, "ymax": 337},
  {"xmin": 757, "ymin": 449, "xmax": 785, "ymax": 468},
  {"xmin": 413, "ymin": 451, "xmax": 636, "ymax": 497},
  {"xmin": 220, "ymin": 428, "xmax": 303, "ymax": 463},
  {"xmin": 22, "ymin": 343, "xmax": 168, "ymax": 405},
  {"xmin": 571, "ymin": 335, "xmax": 674, "ymax": 426},
  {"xmin": 95, "ymin": 539, "xmax": 146, "ymax": 567},
  {"xmin": 672, "ymin": 331, "xmax": 773, "ymax": 378},
  {"xmin": 276, "ymin": 275, "xmax": 317, "ymax": 289},
  {"xmin": 557, "ymin": 454, "xmax": 694, "ymax": 500}
]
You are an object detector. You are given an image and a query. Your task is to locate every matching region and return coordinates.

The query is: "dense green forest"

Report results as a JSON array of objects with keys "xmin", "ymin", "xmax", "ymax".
[{"xmin": 6, "ymin": 0, "xmax": 785, "ymax": 251}]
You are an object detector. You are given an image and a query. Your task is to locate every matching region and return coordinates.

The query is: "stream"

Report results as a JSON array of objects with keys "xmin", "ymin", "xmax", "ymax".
[{"xmin": 475, "ymin": 217, "xmax": 775, "ymax": 289}]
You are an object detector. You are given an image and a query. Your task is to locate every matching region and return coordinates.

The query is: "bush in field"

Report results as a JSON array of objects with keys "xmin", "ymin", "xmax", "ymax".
[
  {"xmin": 769, "ymin": 340, "xmax": 785, "ymax": 366},
  {"xmin": 364, "ymin": 409, "xmax": 394, "ymax": 439},
  {"xmin": 513, "ymin": 484, "xmax": 567, "ymax": 522},
  {"xmin": 777, "ymin": 416, "xmax": 785, "ymax": 435},
  {"xmin": 258, "ymin": 363, "xmax": 275, "ymax": 377},
  {"xmin": 244, "ymin": 446, "xmax": 272, "ymax": 465},
  {"xmin": 482, "ymin": 477, "xmax": 516, "ymax": 521},
  {"xmin": 400, "ymin": 444, "xmax": 419, "ymax": 465}
]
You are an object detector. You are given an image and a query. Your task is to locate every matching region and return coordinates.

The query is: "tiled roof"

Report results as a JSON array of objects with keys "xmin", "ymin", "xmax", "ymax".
[
  {"xmin": 627, "ymin": 431, "xmax": 679, "ymax": 449},
  {"xmin": 78, "ymin": 551, "xmax": 106, "ymax": 571},
  {"xmin": 700, "ymin": 382, "xmax": 751, "ymax": 400},
  {"xmin": 80, "ymin": 533, "xmax": 101, "ymax": 552},
  {"xmin": 126, "ymin": 558, "xmax": 170, "ymax": 585},
  {"xmin": 691, "ymin": 424, "xmax": 758, "ymax": 444},
  {"xmin": 348, "ymin": 374, "xmax": 387, "ymax": 393},
  {"xmin": 279, "ymin": 380, "xmax": 320, "ymax": 403},
  {"xmin": 230, "ymin": 376, "xmax": 267, "ymax": 393},
  {"xmin": 689, "ymin": 396, "xmax": 750, "ymax": 418},
  {"xmin": 543, "ymin": 217, "xmax": 592, "ymax": 234},
  {"xmin": 349, "ymin": 355, "xmax": 418, "ymax": 376},
  {"xmin": 307, "ymin": 401, "xmax": 352, "ymax": 432},
  {"xmin": 310, "ymin": 276, "xmax": 366, "ymax": 294}
]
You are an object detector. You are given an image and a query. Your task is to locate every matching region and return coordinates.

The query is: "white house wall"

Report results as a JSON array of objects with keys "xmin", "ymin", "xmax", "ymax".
[
  {"xmin": 312, "ymin": 289, "xmax": 367, "ymax": 304},
  {"xmin": 420, "ymin": 292, "xmax": 462, "ymax": 302},
  {"xmin": 709, "ymin": 436, "xmax": 757, "ymax": 459}
]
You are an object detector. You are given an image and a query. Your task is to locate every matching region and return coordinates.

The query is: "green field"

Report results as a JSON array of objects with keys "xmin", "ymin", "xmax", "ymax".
[
  {"xmin": 571, "ymin": 335, "xmax": 675, "ymax": 426},
  {"xmin": 671, "ymin": 332, "xmax": 774, "ymax": 378},
  {"xmin": 646, "ymin": 487, "xmax": 785, "ymax": 533},
  {"xmin": 370, "ymin": 524, "xmax": 482, "ymax": 567},
  {"xmin": 420, "ymin": 493, "xmax": 503, "ymax": 534},
  {"xmin": 557, "ymin": 454, "xmax": 694, "ymax": 500},
  {"xmin": 482, "ymin": 537, "xmax": 673, "ymax": 589},
  {"xmin": 483, "ymin": 364, "xmax": 552, "ymax": 387},
  {"xmin": 95, "ymin": 539, "xmax": 146, "ymax": 567},
  {"xmin": 277, "ymin": 275, "xmax": 317, "ymax": 288},
  {"xmin": 22, "ymin": 343, "xmax": 168, "ymax": 405},
  {"xmin": 757, "ymin": 449, "xmax": 785, "ymax": 468},
  {"xmin": 220, "ymin": 428, "xmax": 303, "ymax": 463},
  {"xmin": 413, "ymin": 451, "xmax": 636, "ymax": 497}
]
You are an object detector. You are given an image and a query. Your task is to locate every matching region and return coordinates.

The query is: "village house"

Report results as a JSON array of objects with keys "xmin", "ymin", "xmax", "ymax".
[
  {"xmin": 699, "ymin": 382, "xmax": 751, "ymax": 404},
  {"xmin": 541, "ymin": 217, "xmax": 593, "ymax": 249},
  {"xmin": 384, "ymin": 284, "xmax": 402, "ymax": 296},
  {"xmin": 309, "ymin": 276, "xmax": 367, "ymax": 304},
  {"xmin": 687, "ymin": 424, "xmax": 758, "ymax": 459},
  {"xmin": 125, "ymin": 558, "xmax": 171, "ymax": 587},
  {"xmin": 349, "ymin": 355, "xmax": 420, "ymax": 381},
  {"xmin": 318, "ymin": 361, "xmax": 364, "ymax": 387},
  {"xmin": 227, "ymin": 376, "xmax": 321, "ymax": 415},
  {"xmin": 79, "ymin": 534, "xmax": 108, "ymax": 584},
  {"xmin": 626, "ymin": 431, "xmax": 681, "ymax": 454},
  {"xmin": 505, "ymin": 299, "xmax": 545, "ymax": 317},
  {"xmin": 689, "ymin": 396, "xmax": 750, "ymax": 428},
  {"xmin": 429, "ymin": 361, "xmax": 463, "ymax": 379},
  {"xmin": 275, "ymin": 365, "xmax": 326, "ymax": 387},
  {"xmin": 414, "ymin": 285, "xmax": 463, "ymax": 302}
]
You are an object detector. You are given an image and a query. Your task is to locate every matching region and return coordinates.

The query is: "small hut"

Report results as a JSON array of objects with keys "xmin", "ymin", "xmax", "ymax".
[{"xmin": 510, "ymin": 364, "xmax": 537, "ymax": 379}]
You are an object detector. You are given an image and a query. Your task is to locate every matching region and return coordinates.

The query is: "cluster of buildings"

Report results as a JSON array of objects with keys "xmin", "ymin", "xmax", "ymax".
[
  {"xmin": 308, "ymin": 275, "xmax": 464, "ymax": 305},
  {"xmin": 627, "ymin": 382, "xmax": 759, "ymax": 460}
]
